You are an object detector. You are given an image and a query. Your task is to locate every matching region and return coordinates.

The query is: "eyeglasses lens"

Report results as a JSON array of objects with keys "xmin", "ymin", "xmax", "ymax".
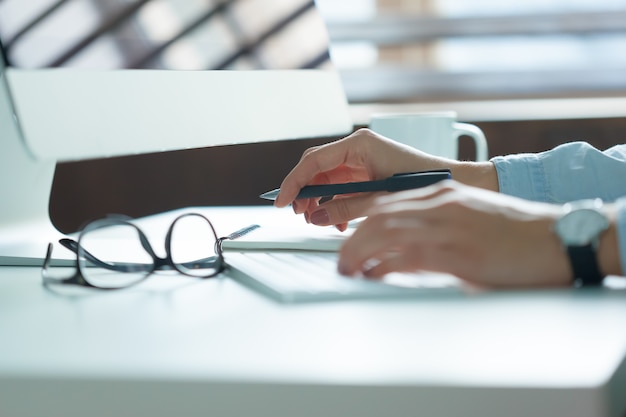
[
  {"xmin": 169, "ymin": 215, "xmax": 221, "ymax": 278},
  {"xmin": 78, "ymin": 223, "xmax": 153, "ymax": 288}
]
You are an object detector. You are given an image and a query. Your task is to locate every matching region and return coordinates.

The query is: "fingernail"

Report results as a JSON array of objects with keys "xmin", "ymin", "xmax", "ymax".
[
  {"xmin": 338, "ymin": 260, "xmax": 350, "ymax": 276},
  {"xmin": 362, "ymin": 267, "xmax": 375, "ymax": 279},
  {"xmin": 310, "ymin": 209, "xmax": 329, "ymax": 225}
]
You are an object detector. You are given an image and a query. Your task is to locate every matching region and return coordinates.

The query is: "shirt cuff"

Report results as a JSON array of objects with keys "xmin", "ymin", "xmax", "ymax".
[{"xmin": 491, "ymin": 153, "xmax": 550, "ymax": 202}]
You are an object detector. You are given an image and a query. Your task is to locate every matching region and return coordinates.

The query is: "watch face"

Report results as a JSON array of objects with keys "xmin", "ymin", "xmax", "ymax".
[{"xmin": 555, "ymin": 207, "xmax": 610, "ymax": 246}]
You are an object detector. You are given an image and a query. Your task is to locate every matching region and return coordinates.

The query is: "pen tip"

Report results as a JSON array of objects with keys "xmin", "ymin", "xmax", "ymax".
[{"xmin": 259, "ymin": 189, "xmax": 280, "ymax": 201}]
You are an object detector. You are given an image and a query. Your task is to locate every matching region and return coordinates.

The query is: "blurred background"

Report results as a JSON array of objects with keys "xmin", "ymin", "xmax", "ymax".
[
  {"xmin": 0, "ymin": 0, "xmax": 332, "ymax": 70},
  {"xmin": 321, "ymin": 0, "xmax": 626, "ymax": 102},
  {"xmin": 3, "ymin": 0, "xmax": 626, "ymax": 102},
  {"xmin": 1, "ymin": 0, "xmax": 625, "ymax": 231}
]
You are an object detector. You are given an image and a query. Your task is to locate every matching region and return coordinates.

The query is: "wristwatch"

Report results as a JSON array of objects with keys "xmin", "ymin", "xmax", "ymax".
[{"xmin": 553, "ymin": 199, "xmax": 610, "ymax": 287}]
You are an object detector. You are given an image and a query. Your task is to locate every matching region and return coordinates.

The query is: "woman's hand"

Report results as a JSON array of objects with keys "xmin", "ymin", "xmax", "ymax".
[
  {"xmin": 275, "ymin": 129, "xmax": 497, "ymax": 230},
  {"xmin": 337, "ymin": 180, "xmax": 574, "ymax": 288}
]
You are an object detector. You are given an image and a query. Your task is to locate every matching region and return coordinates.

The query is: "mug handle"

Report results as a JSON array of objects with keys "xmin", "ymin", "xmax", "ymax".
[{"xmin": 452, "ymin": 123, "xmax": 488, "ymax": 162}]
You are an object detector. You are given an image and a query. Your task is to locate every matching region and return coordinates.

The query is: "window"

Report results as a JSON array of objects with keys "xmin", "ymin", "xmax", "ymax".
[
  {"xmin": 0, "ymin": 0, "xmax": 331, "ymax": 71},
  {"xmin": 316, "ymin": 0, "xmax": 626, "ymax": 102},
  {"xmin": 3, "ymin": 1, "xmax": 624, "ymax": 103}
]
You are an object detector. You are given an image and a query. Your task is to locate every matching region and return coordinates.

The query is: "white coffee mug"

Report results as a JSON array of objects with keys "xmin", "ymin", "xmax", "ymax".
[{"xmin": 369, "ymin": 111, "xmax": 488, "ymax": 161}]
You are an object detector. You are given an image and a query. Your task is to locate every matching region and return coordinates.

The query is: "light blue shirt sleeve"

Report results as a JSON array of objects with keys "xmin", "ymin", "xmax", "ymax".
[{"xmin": 491, "ymin": 141, "xmax": 626, "ymax": 275}]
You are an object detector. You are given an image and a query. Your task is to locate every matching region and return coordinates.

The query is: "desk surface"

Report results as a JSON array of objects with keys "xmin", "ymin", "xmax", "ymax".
[{"xmin": 1, "ymin": 207, "xmax": 626, "ymax": 417}]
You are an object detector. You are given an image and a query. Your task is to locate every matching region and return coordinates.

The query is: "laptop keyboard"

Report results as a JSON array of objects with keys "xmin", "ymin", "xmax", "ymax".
[{"xmin": 225, "ymin": 251, "xmax": 462, "ymax": 303}]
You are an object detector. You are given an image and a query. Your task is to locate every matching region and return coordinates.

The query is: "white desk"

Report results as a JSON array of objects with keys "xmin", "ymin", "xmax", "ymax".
[{"xmin": 1, "ymin": 207, "xmax": 626, "ymax": 417}]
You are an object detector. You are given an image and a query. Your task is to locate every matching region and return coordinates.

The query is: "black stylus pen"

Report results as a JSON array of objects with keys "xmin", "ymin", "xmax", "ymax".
[{"xmin": 259, "ymin": 169, "xmax": 451, "ymax": 201}]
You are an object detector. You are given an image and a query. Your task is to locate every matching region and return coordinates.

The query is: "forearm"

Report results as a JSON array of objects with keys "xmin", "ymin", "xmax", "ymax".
[
  {"xmin": 450, "ymin": 161, "xmax": 500, "ymax": 192},
  {"xmin": 601, "ymin": 199, "xmax": 626, "ymax": 277},
  {"xmin": 485, "ymin": 142, "xmax": 626, "ymax": 277},
  {"xmin": 450, "ymin": 159, "xmax": 624, "ymax": 278},
  {"xmin": 598, "ymin": 216, "xmax": 622, "ymax": 277}
]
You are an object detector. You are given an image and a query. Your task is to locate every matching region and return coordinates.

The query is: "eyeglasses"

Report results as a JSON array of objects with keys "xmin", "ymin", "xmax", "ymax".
[{"xmin": 42, "ymin": 212, "xmax": 257, "ymax": 290}]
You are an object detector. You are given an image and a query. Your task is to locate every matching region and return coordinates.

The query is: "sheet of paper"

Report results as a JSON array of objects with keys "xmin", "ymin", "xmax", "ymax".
[{"xmin": 220, "ymin": 211, "xmax": 355, "ymax": 252}]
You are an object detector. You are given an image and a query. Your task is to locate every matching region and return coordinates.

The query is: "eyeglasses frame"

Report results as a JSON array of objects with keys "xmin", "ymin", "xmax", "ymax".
[{"xmin": 42, "ymin": 212, "xmax": 226, "ymax": 289}]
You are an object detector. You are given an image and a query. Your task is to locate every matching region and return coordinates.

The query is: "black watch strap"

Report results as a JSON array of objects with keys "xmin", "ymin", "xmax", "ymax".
[{"xmin": 567, "ymin": 244, "xmax": 604, "ymax": 287}]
